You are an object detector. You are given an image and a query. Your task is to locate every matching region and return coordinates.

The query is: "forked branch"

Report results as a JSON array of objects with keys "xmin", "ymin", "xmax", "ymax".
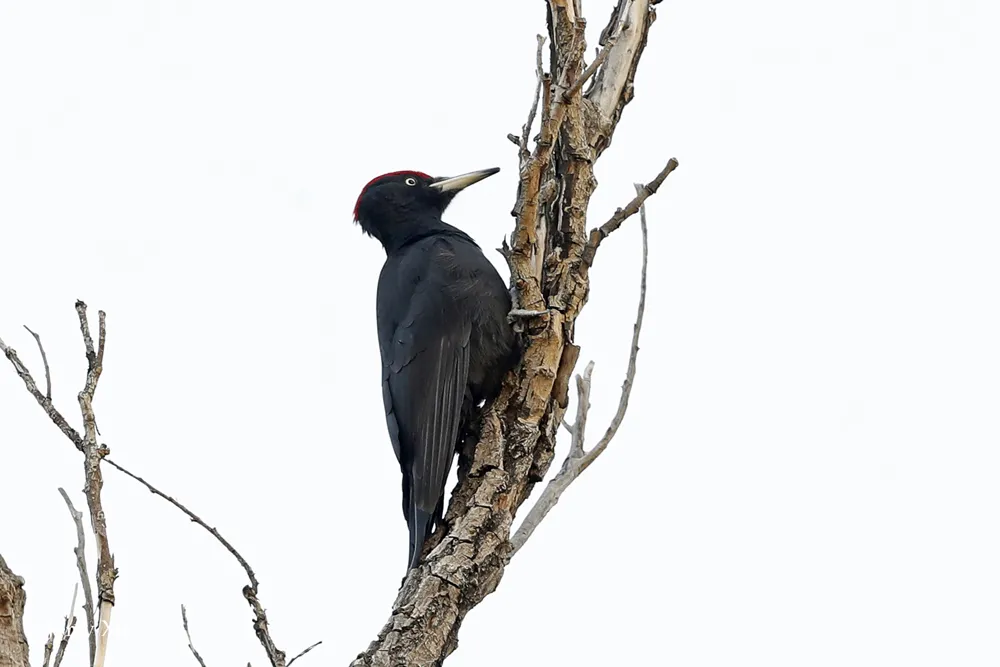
[
  {"xmin": 58, "ymin": 488, "xmax": 97, "ymax": 667},
  {"xmin": 510, "ymin": 183, "xmax": 651, "ymax": 555},
  {"xmin": 1, "ymin": 303, "xmax": 116, "ymax": 667}
]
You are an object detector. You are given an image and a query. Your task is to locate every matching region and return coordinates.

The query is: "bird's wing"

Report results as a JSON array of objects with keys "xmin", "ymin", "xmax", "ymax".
[
  {"xmin": 377, "ymin": 241, "xmax": 472, "ymax": 517},
  {"xmin": 386, "ymin": 324, "xmax": 470, "ymax": 515}
]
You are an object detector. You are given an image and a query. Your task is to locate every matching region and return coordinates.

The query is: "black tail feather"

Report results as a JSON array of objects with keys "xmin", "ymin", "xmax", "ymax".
[{"xmin": 408, "ymin": 508, "xmax": 434, "ymax": 570}]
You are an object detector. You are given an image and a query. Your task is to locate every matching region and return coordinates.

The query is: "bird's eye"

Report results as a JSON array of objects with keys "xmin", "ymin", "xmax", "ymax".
[{"xmin": 404, "ymin": 177, "xmax": 417, "ymax": 186}]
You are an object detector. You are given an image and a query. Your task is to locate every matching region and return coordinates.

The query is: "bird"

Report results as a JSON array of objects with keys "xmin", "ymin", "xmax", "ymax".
[{"xmin": 353, "ymin": 166, "xmax": 518, "ymax": 570}]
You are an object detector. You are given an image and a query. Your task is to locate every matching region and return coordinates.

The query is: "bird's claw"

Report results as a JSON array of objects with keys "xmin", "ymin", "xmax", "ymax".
[{"xmin": 508, "ymin": 308, "xmax": 548, "ymax": 321}]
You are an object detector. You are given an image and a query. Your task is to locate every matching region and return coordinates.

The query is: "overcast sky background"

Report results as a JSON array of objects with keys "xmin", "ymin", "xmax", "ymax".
[{"xmin": 2, "ymin": 1, "xmax": 999, "ymax": 665}]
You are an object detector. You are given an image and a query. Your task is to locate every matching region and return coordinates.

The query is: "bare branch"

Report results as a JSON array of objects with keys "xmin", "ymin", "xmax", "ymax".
[
  {"xmin": 519, "ymin": 34, "xmax": 547, "ymax": 164},
  {"xmin": 58, "ymin": 487, "xmax": 97, "ymax": 667},
  {"xmin": 509, "ymin": 184, "xmax": 650, "ymax": 556},
  {"xmin": 585, "ymin": 157, "xmax": 677, "ymax": 262},
  {"xmin": 568, "ymin": 361, "xmax": 595, "ymax": 459},
  {"xmin": 73, "ymin": 301, "xmax": 116, "ymax": 667},
  {"xmin": 22, "ymin": 325, "xmax": 52, "ymax": 400},
  {"xmin": 104, "ymin": 458, "xmax": 288, "ymax": 667},
  {"xmin": 563, "ymin": 35, "xmax": 615, "ymax": 101},
  {"xmin": 580, "ymin": 182, "xmax": 650, "ymax": 465},
  {"xmin": 587, "ymin": 0, "xmax": 658, "ymax": 155},
  {"xmin": 43, "ymin": 634, "xmax": 55, "ymax": 667},
  {"xmin": 51, "ymin": 585, "xmax": 78, "ymax": 667},
  {"xmin": 181, "ymin": 605, "xmax": 209, "ymax": 667},
  {"xmin": 286, "ymin": 641, "xmax": 323, "ymax": 666},
  {"xmin": 0, "ymin": 335, "xmax": 83, "ymax": 448},
  {"xmin": 104, "ymin": 459, "xmax": 258, "ymax": 588}
]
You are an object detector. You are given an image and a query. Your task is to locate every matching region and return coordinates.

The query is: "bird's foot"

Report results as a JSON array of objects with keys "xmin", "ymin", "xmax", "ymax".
[{"xmin": 508, "ymin": 308, "xmax": 548, "ymax": 322}]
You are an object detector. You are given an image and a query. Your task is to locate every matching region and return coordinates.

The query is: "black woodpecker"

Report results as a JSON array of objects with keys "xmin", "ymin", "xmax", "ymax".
[{"xmin": 353, "ymin": 167, "xmax": 518, "ymax": 570}]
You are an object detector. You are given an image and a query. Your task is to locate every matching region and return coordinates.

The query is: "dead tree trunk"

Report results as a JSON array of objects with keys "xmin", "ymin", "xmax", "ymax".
[{"xmin": 0, "ymin": 555, "xmax": 29, "ymax": 667}]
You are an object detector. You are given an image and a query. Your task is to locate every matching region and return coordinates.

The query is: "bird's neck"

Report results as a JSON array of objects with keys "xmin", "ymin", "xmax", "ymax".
[{"xmin": 378, "ymin": 215, "xmax": 473, "ymax": 255}]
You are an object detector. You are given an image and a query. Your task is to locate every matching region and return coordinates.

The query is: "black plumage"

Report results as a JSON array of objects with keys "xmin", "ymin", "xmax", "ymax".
[{"xmin": 353, "ymin": 167, "xmax": 517, "ymax": 570}]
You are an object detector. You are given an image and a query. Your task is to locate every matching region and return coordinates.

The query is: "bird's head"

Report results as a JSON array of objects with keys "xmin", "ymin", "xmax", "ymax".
[{"xmin": 353, "ymin": 167, "xmax": 500, "ymax": 245}]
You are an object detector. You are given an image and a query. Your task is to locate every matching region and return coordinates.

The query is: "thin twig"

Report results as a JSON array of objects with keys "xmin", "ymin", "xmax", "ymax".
[
  {"xmin": 23, "ymin": 325, "xmax": 52, "ymax": 400},
  {"xmin": 567, "ymin": 362, "xmax": 595, "ymax": 459},
  {"xmin": 581, "ymin": 182, "xmax": 649, "ymax": 466},
  {"xmin": 43, "ymin": 633, "xmax": 55, "ymax": 667},
  {"xmin": 181, "ymin": 605, "xmax": 209, "ymax": 667},
  {"xmin": 585, "ymin": 157, "xmax": 678, "ymax": 263},
  {"xmin": 105, "ymin": 458, "xmax": 289, "ymax": 667},
  {"xmin": 509, "ymin": 183, "xmax": 650, "ymax": 556},
  {"xmin": 104, "ymin": 459, "xmax": 258, "ymax": 589},
  {"xmin": 52, "ymin": 585, "xmax": 79, "ymax": 667},
  {"xmin": 287, "ymin": 641, "xmax": 323, "ymax": 666},
  {"xmin": 519, "ymin": 34, "xmax": 547, "ymax": 164},
  {"xmin": 563, "ymin": 35, "xmax": 616, "ymax": 100},
  {"xmin": 0, "ymin": 334, "xmax": 83, "ymax": 448},
  {"xmin": 58, "ymin": 487, "xmax": 97, "ymax": 667}
]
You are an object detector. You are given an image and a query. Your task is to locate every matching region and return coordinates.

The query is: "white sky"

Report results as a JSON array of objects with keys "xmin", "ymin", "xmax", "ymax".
[{"xmin": 2, "ymin": 1, "xmax": 999, "ymax": 665}]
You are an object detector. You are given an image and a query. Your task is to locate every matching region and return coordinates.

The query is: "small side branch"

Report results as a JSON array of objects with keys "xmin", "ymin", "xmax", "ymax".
[
  {"xmin": 510, "ymin": 183, "xmax": 650, "ymax": 556},
  {"xmin": 519, "ymin": 34, "xmax": 547, "ymax": 165},
  {"xmin": 105, "ymin": 458, "xmax": 289, "ymax": 667},
  {"xmin": 286, "ymin": 640, "xmax": 323, "ymax": 666},
  {"xmin": 0, "ymin": 335, "xmax": 82, "ymax": 448},
  {"xmin": 43, "ymin": 635, "xmax": 55, "ymax": 667},
  {"xmin": 51, "ymin": 585, "xmax": 79, "ymax": 667},
  {"xmin": 58, "ymin": 488, "xmax": 97, "ymax": 667},
  {"xmin": 181, "ymin": 605, "xmax": 209, "ymax": 667},
  {"xmin": 563, "ymin": 34, "xmax": 615, "ymax": 101},
  {"xmin": 104, "ymin": 460, "xmax": 258, "ymax": 588},
  {"xmin": 585, "ymin": 158, "xmax": 677, "ymax": 263},
  {"xmin": 23, "ymin": 325, "xmax": 52, "ymax": 400}
]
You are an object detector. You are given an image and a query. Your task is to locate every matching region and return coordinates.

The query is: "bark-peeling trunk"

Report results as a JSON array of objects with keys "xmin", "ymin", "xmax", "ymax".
[{"xmin": 0, "ymin": 555, "xmax": 29, "ymax": 667}]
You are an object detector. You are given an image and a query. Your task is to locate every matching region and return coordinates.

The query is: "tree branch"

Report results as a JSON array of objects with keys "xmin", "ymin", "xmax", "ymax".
[
  {"xmin": 519, "ymin": 34, "xmax": 547, "ymax": 165},
  {"xmin": 103, "ymin": 458, "xmax": 289, "ymax": 667},
  {"xmin": 585, "ymin": 157, "xmax": 678, "ymax": 263},
  {"xmin": 0, "ymin": 335, "xmax": 83, "ymax": 448},
  {"xmin": 181, "ymin": 605, "xmax": 208, "ymax": 667},
  {"xmin": 73, "ymin": 301, "xmax": 115, "ymax": 667},
  {"xmin": 50, "ymin": 585, "xmax": 78, "ymax": 667},
  {"xmin": 22, "ymin": 325, "xmax": 52, "ymax": 401},
  {"xmin": 510, "ymin": 183, "xmax": 649, "ymax": 555},
  {"xmin": 286, "ymin": 641, "xmax": 322, "ymax": 666},
  {"xmin": 57, "ymin": 488, "xmax": 97, "ymax": 667},
  {"xmin": 563, "ymin": 34, "xmax": 615, "ymax": 101}
]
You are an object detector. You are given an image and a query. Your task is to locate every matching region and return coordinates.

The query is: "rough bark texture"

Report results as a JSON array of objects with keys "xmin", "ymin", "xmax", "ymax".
[
  {"xmin": 0, "ymin": 554, "xmax": 29, "ymax": 667},
  {"xmin": 350, "ymin": 1, "xmax": 663, "ymax": 664}
]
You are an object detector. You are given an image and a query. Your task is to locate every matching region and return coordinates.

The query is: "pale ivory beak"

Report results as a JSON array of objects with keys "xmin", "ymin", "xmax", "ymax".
[{"xmin": 430, "ymin": 167, "xmax": 501, "ymax": 193}]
